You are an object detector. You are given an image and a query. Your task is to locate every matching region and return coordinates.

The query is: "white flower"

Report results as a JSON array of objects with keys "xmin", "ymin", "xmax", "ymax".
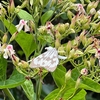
[
  {"xmin": 3, "ymin": 44, "xmax": 15, "ymax": 59},
  {"xmin": 75, "ymin": 4, "xmax": 85, "ymax": 14},
  {"xmin": 16, "ymin": 19, "xmax": 30, "ymax": 32},
  {"xmin": 81, "ymin": 68, "xmax": 88, "ymax": 75}
]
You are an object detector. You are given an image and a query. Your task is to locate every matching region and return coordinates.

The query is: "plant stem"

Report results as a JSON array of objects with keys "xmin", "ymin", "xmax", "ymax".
[
  {"xmin": 36, "ymin": 78, "xmax": 42, "ymax": 100},
  {"xmin": 3, "ymin": 88, "xmax": 15, "ymax": 100}
]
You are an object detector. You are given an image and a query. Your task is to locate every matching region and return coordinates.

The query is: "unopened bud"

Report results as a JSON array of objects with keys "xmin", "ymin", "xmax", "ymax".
[
  {"xmin": 58, "ymin": 46, "xmax": 65, "ymax": 55},
  {"xmin": 56, "ymin": 23, "xmax": 65, "ymax": 34},
  {"xmin": 65, "ymin": 70, "xmax": 71, "ymax": 82},
  {"xmin": 75, "ymin": 78, "xmax": 81, "ymax": 89},
  {"xmin": 17, "ymin": 0, "xmax": 28, "ymax": 9},
  {"xmin": 55, "ymin": 30, "xmax": 61, "ymax": 39},
  {"xmin": 55, "ymin": 39, "xmax": 61, "ymax": 49},
  {"xmin": 12, "ymin": 55, "xmax": 20, "ymax": 65},
  {"xmin": 70, "ymin": 16, "xmax": 76, "ymax": 28},
  {"xmin": 8, "ymin": 0, "xmax": 15, "ymax": 13},
  {"xmin": 80, "ymin": 30, "xmax": 86, "ymax": 42},
  {"xmin": 86, "ymin": 1, "xmax": 98, "ymax": 13},
  {"xmin": 18, "ymin": 60, "xmax": 29, "ymax": 68},
  {"xmin": 90, "ymin": 8, "xmax": 96, "ymax": 15},
  {"xmin": 38, "ymin": 26, "xmax": 46, "ymax": 34},
  {"xmin": 10, "ymin": 32, "xmax": 18, "ymax": 42},
  {"xmin": 65, "ymin": 23, "xmax": 69, "ymax": 29},
  {"xmin": 90, "ymin": 57, "xmax": 95, "ymax": 66},
  {"xmin": 0, "ymin": 43, "xmax": 7, "ymax": 52},
  {"xmin": 93, "ymin": 1, "xmax": 99, "ymax": 9},
  {"xmin": 29, "ymin": 20, "xmax": 35, "ymax": 31},
  {"xmin": 67, "ymin": 10, "xmax": 74, "ymax": 20},
  {"xmin": 81, "ymin": 68, "xmax": 88, "ymax": 75},
  {"xmin": 2, "ymin": 34, "xmax": 7, "ymax": 43},
  {"xmin": 66, "ymin": 41, "xmax": 71, "ymax": 55}
]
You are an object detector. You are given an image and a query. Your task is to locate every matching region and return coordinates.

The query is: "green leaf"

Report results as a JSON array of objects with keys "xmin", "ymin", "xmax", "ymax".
[
  {"xmin": 80, "ymin": 77, "xmax": 100, "ymax": 93},
  {"xmin": 0, "ymin": 69, "xmax": 25, "ymax": 89},
  {"xmin": 44, "ymin": 89, "xmax": 60, "ymax": 100},
  {"xmin": 71, "ymin": 89, "xmax": 86, "ymax": 100},
  {"xmin": 15, "ymin": 31, "xmax": 37, "ymax": 58},
  {"xmin": 52, "ymin": 65, "xmax": 66, "ymax": 88},
  {"xmin": 72, "ymin": 66, "xmax": 100, "ymax": 93},
  {"xmin": 44, "ymin": 88, "xmax": 86, "ymax": 100},
  {"xmin": 0, "ymin": 55, "xmax": 7, "ymax": 81},
  {"xmin": 4, "ymin": 19, "xmax": 37, "ymax": 58},
  {"xmin": 17, "ymin": 9, "xmax": 34, "ymax": 21},
  {"xmin": 43, "ymin": 0, "xmax": 49, "ymax": 6},
  {"xmin": 41, "ymin": 10, "xmax": 54, "ymax": 25},
  {"xmin": 21, "ymin": 79, "xmax": 34, "ymax": 100}
]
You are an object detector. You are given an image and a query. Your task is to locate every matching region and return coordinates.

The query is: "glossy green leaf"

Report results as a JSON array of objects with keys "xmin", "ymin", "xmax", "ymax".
[
  {"xmin": 0, "ymin": 55, "xmax": 7, "ymax": 81},
  {"xmin": 17, "ymin": 9, "xmax": 34, "ymax": 21},
  {"xmin": 21, "ymin": 79, "xmax": 34, "ymax": 100},
  {"xmin": 4, "ymin": 19, "xmax": 37, "ymax": 58},
  {"xmin": 0, "ymin": 69, "xmax": 25, "ymax": 89},
  {"xmin": 52, "ymin": 65, "xmax": 66, "ymax": 88},
  {"xmin": 41, "ymin": 10, "xmax": 54, "ymax": 25}
]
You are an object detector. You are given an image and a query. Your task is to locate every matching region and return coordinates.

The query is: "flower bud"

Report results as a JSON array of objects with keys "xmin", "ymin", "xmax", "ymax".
[
  {"xmin": 2, "ymin": 34, "xmax": 8, "ymax": 43},
  {"xmin": 65, "ymin": 23, "xmax": 69, "ymax": 29},
  {"xmin": 89, "ymin": 8, "xmax": 96, "ymax": 15},
  {"xmin": 70, "ymin": 16, "xmax": 76, "ymax": 28},
  {"xmin": 58, "ymin": 46, "xmax": 66, "ymax": 55},
  {"xmin": 38, "ymin": 26, "xmax": 46, "ymax": 34},
  {"xmin": 81, "ymin": 68, "xmax": 88, "ymax": 75},
  {"xmin": 55, "ymin": 30, "xmax": 61, "ymax": 39},
  {"xmin": 66, "ymin": 41, "xmax": 71, "ymax": 55},
  {"xmin": 17, "ymin": 0, "xmax": 28, "ymax": 9},
  {"xmin": 0, "ymin": 43, "xmax": 7, "ymax": 52},
  {"xmin": 86, "ymin": 1, "xmax": 98, "ymax": 13},
  {"xmin": 10, "ymin": 32, "xmax": 18, "ymax": 42},
  {"xmin": 79, "ymin": 30, "xmax": 85, "ymax": 42},
  {"xmin": 8, "ymin": 0, "xmax": 15, "ymax": 13},
  {"xmin": 65, "ymin": 70, "xmax": 71, "ymax": 82},
  {"xmin": 12, "ymin": 55, "xmax": 20, "ymax": 65},
  {"xmin": 90, "ymin": 57, "xmax": 95, "ymax": 66},
  {"xmin": 85, "ymin": 0, "xmax": 90, "ymax": 3},
  {"xmin": 18, "ymin": 60, "xmax": 29, "ymax": 68},
  {"xmin": 75, "ymin": 78, "xmax": 81, "ymax": 89},
  {"xmin": 67, "ymin": 10, "xmax": 74, "ymax": 20},
  {"xmin": 92, "ymin": 1, "xmax": 99, "ymax": 9},
  {"xmin": 29, "ymin": 20, "xmax": 35, "ymax": 31},
  {"xmin": 68, "ymin": 49, "xmax": 75, "ymax": 58},
  {"xmin": 55, "ymin": 39, "xmax": 61, "ymax": 49},
  {"xmin": 56, "ymin": 23, "xmax": 65, "ymax": 34}
]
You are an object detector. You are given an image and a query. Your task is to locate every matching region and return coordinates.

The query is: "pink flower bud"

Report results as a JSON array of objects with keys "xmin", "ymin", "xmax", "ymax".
[{"xmin": 81, "ymin": 68, "xmax": 88, "ymax": 75}]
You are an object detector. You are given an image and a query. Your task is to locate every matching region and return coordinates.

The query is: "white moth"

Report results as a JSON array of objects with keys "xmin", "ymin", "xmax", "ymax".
[{"xmin": 29, "ymin": 46, "xmax": 67, "ymax": 72}]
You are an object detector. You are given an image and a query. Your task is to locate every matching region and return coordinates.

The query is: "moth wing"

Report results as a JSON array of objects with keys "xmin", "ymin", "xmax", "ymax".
[{"xmin": 29, "ymin": 49, "xmax": 59, "ymax": 72}]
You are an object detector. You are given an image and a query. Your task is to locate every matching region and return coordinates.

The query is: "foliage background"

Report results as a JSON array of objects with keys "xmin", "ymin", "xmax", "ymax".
[{"xmin": 0, "ymin": 0, "xmax": 100, "ymax": 100}]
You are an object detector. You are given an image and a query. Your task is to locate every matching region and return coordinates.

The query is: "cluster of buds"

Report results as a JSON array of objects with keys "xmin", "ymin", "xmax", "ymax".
[{"xmin": 38, "ymin": 21, "xmax": 54, "ymax": 37}]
